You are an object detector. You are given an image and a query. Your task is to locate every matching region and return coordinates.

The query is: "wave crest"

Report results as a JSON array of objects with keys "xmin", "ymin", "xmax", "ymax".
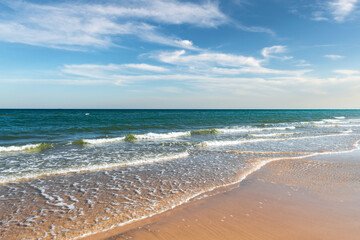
[{"xmin": 0, "ymin": 143, "xmax": 53, "ymax": 153}]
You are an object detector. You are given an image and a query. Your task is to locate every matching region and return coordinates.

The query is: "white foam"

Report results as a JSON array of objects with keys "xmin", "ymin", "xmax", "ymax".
[
  {"xmin": 249, "ymin": 132, "xmax": 296, "ymax": 137},
  {"xmin": 201, "ymin": 132, "xmax": 352, "ymax": 148},
  {"xmin": 312, "ymin": 120, "xmax": 325, "ymax": 124},
  {"xmin": 0, "ymin": 143, "xmax": 41, "ymax": 152},
  {"xmin": 217, "ymin": 127, "xmax": 263, "ymax": 134},
  {"xmin": 322, "ymin": 119, "xmax": 342, "ymax": 123},
  {"xmin": 265, "ymin": 126, "xmax": 296, "ymax": 131},
  {"xmin": 81, "ymin": 131, "xmax": 191, "ymax": 145},
  {"xmin": 334, "ymin": 116, "xmax": 345, "ymax": 119},
  {"xmin": 74, "ymin": 137, "xmax": 360, "ymax": 240},
  {"xmin": 0, "ymin": 151, "xmax": 189, "ymax": 184},
  {"xmin": 74, "ymin": 138, "xmax": 360, "ymax": 240},
  {"xmin": 80, "ymin": 125, "xmax": 297, "ymax": 146},
  {"xmin": 217, "ymin": 126, "xmax": 295, "ymax": 134},
  {"xmin": 134, "ymin": 131, "xmax": 190, "ymax": 140},
  {"xmin": 82, "ymin": 137, "xmax": 125, "ymax": 145},
  {"xmin": 348, "ymin": 119, "xmax": 360, "ymax": 123},
  {"xmin": 315, "ymin": 124, "xmax": 360, "ymax": 128},
  {"xmin": 202, "ymin": 138, "xmax": 282, "ymax": 147}
]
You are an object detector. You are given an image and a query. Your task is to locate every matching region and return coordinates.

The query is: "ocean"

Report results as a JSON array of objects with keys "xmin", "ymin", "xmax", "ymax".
[{"xmin": 1, "ymin": 109, "xmax": 360, "ymax": 239}]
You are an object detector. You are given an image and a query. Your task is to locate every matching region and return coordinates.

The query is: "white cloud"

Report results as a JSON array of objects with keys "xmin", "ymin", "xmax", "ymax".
[
  {"xmin": 296, "ymin": 60, "xmax": 312, "ymax": 67},
  {"xmin": 333, "ymin": 69, "xmax": 360, "ymax": 75},
  {"xmin": 151, "ymin": 49, "xmax": 304, "ymax": 75},
  {"xmin": 324, "ymin": 54, "xmax": 344, "ymax": 60},
  {"xmin": 175, "ymin": 40, "xmax": 193, "ymax": 48},
  {"xmin": 261, "ymin": 45, "xmax": 288, "ymax": 58},
  {"xmin": 0, "ymin": 0, "xmax": 227, "ymax": 50},
  {"xmin": 211, "ymin": 67, "xmax": 310, "ymax": 76},
  {"xmin": 7, "ymin": 73, "xmax": 360, "ymax": 94},
  {"xmin": 60, "ymin": 46, "xmax": 312, "ymax": 88},
  {"xmin": 154, "ymin": 50, "xmax": 262, "ymax": 68},
  {"xmin": 61, "ymin": 63, "xmax": 169, "ymax": 83},
  {"xmin": 150, "ymin": 49, "xmax": 312, "ymax": 76},
  {"xmin": 235, "ymin": 23, "xmax": 276, "ymax": 36},
  {"xmin": 7, "ymin": 61, "xmax": 360, "ymax": 103},
  {"xmin": 122, "ymin": 64, "xmax": 168, "ymax": 72},
  {"xmin": 311, "ymin": 11, "xmax": 329, "ymax": 21},
  {"xmin": 294, "ymin": 0, "xmax": 357, "ymax": 23},
  {"xmin": 87, "ymin": 0, "xmax": 228, "ymax": 27},
  {"xmin": 329, "ymin": 0, "xmax": 358, "ymax": 22}
]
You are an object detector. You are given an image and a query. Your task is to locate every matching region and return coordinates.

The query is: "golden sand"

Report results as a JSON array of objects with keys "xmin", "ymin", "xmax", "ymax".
[{"xmin": 84, "ymin": 155, "xmax": 360, "ymax": 240}]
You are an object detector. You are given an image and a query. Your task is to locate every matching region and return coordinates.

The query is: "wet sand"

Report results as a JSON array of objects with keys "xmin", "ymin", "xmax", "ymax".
[{"xmin": 84, "ymin": 152, "xmax": 360, "ymax": 240}]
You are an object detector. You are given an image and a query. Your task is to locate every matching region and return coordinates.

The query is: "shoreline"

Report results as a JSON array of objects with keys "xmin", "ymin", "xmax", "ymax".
[{"xmin": 83, "ymin": 150, "xmax": 360, "ymax": 240}]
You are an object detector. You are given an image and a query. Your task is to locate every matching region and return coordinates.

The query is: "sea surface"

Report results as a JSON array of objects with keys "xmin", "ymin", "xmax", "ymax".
[{"xmin": 1, "ymin": 109, "xmax": 360, "ymax": 239}]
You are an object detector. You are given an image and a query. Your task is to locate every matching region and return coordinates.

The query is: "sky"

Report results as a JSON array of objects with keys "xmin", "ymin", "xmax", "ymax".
[{"xmin": 0, "ymin": 0, "xmax": 360, "ymax": 109}]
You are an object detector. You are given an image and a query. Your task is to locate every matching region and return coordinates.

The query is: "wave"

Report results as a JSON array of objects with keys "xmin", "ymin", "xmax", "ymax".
[
  {"xmin": 135, "ymin": 131, "xmax": 190, "ymax": 139},
  {"xmin": 217, "ymin": 127, "xmax": 262, "ymax": 134},
  {"xmin": 201, "ymin": 138, "xmax": 281, "ymax": 147},
  {"xmin": 248, "ymin": 132, "xmax": 296, "ymax": 138},
  {"xmin": 314, "ymin": 124, "xmax": 360, "ymax": 128},
  {"xmin": 201, "ymin": 132, "xmax": 352, "ymax": 148},
  {"xmin": 265, "ymin": 126, "xmax": 296, "ymax": 130},
  {"xmin": 340, "ymin": 124, "xmax": 360, "ymax": 127},
  {"xmin": 76, "ymin": 125, "xmax": 299, "ymax": 145},
  {"xmin": 82, "ymin": 137, "xmax": 125, "ymax": 145},
  {"xmin": 312, "ymin": 120, "xmax": 325, "ymax": 124},
  {"xmin": 190, "ymin": 129, "xmax": 217, "ymax": 135},
  {"xmin": 0, "ymin": 143, "xmax": 53, "ymax": 153},
  {"xmin": 334, "ymin": 116, "xmax": 345, "ymax": 119},
  {"xmin": 74, "ymin": 137, "xmax": 360, "ymax": 240},
  {"xmin": 0, "ymin": 151, "xmax": 189, "ymax": 184},
  {"xmin": 322, "ymin": 119, "xmax": 343, "ymax": 123},
  {"xmin": 216, "ymin": 126, "xmax": 295, "ymax": 134},
  {"xmin": 226, "ymin": 150, "xmax": 307, "ymax": 155},
  {"xmin": 81, "ymin": 131, "xmax": 191, "ymax": 145},
  {"xmin": 348, "ymin": 119, "xmax": 360, "ymax": 123}
]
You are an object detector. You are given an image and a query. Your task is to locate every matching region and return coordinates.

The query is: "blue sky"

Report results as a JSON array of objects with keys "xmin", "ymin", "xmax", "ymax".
[{"xmin": 0, "ymin": 0, "xmax": 360, "ymax": 108}]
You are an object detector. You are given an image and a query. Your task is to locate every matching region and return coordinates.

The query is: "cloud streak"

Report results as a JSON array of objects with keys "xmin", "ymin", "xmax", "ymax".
[
  {"xmin": 153, "ymin": 50, "xmax": 262, "ymax": 68},
  {"xmin": 61, "ymin": 63, "xmax": 169, "ymax": 83},
  {"xmin": 0, "ymin": 0, "xmax": 227, "ymax": 50},
  {"xmin": 150, "ymin": 49, "xmax": 302, "ymax": 75},
  {"xmin": 294, "ymin": 0, "xmax": 358, "ymax": 23},
  {"xmin": 333, "ymin": 69, "xmax": 360, "ymax": 75},
  {"xmin": 324, "ymin": 54, "xmax": 344, "ymax": 60},
  {"xmin": 261, "ymin": 45, "xmax": 287, "ymax": 58},
  {"xmin": 59, "ymin": 47, "xmax": 312, "ymax": 87},
  {"xmin": 329, "ymin": 0, "xmax": 358, "ymax": 22}
]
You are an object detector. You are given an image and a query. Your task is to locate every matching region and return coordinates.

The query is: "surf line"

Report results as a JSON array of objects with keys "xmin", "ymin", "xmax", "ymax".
[{"xmin": 75, "ymin": 139, "xmax": 360, "ymax": 239}]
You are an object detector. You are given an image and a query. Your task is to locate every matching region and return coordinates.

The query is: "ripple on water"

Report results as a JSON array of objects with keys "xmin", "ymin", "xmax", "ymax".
[{"xmin": 0, "ymin": 151, "xmax": 308, "ymax": 239}]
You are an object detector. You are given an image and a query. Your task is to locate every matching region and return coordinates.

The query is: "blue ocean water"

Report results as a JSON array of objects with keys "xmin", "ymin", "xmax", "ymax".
[
  {"xmin": 0, "ymin": 109, "xmax": 359, "ymax": 182},
  {"xmin": 2, "ymin": 109, "xmax": 360, "ymax": 146},
  {"xmin": 1, "ymin": 109, "xmax": 360, "ymax": 238}
]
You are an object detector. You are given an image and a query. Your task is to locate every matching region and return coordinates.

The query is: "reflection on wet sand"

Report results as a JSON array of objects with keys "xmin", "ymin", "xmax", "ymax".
[{"xmin": 94, "ymin": 150, "xmax": 360, "ymax": 240}]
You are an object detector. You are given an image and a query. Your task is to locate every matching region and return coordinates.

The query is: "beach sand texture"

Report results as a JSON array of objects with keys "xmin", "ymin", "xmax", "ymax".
[{"xmin": 86, "ymin": 150, "xmax": 360, "ymax": 240}]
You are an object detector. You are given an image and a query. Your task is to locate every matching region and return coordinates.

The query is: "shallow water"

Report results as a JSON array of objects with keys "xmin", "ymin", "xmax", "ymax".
[{"xmin": 1, "ymin": 110, "xmax": 360, "ymax": 239}]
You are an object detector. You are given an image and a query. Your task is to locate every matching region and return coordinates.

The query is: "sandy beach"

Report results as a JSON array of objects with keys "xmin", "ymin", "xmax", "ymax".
[
  {"xmin": 2, "ymin": 111, "xmax": 360, "ymax": 239},
  {"xmin": 84, "ymin": 150, "xmax": 360, "ymax": 240}
]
